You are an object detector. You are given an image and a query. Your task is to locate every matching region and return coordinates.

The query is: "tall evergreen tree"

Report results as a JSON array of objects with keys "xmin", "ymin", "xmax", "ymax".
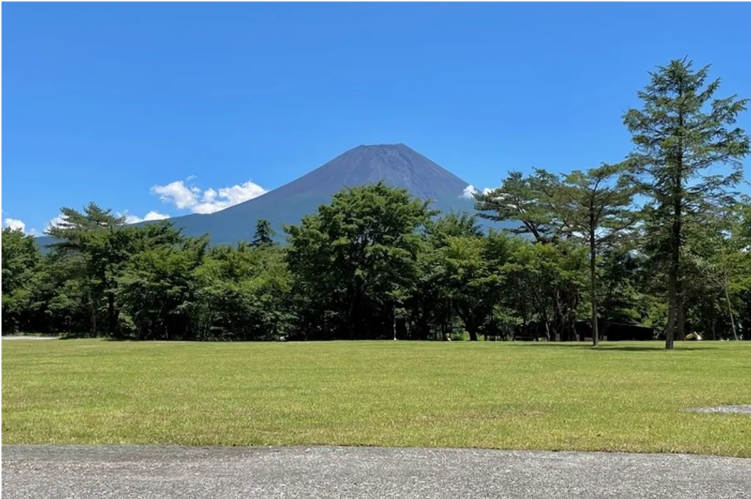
[
  {"xmin": 623, "ymin": 58, "xmax": 750, "ymax": 349},
  {"xmin": 251, "ymin": 219, "xmax": 276, "ymax": 247}
]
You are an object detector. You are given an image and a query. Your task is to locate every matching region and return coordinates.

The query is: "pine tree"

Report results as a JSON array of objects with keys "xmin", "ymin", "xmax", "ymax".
[
  {"xmin": 623, "ymin": 58, "xmax": 750, "ymax": 349},
  {"xmin": 46, "ymin": 203, "xmax": 126, "ymax": 336},
  {"xmin": 251, "ymin": 219, "xmax": 276, "ymax": 247},
  {"xmin": 553, "ymin": 164, "xmax": 639, "ymax": 346}
]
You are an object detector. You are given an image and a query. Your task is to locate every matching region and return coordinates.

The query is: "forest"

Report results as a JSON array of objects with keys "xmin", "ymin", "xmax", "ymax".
[{"xmin": 3, "ymin": 59, "xmax": 750, "ymax": 349}]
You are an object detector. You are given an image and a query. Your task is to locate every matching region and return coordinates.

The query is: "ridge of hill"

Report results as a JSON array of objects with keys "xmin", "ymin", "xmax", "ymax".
[{"xmin": 37, "ymin": 144, "xmax": 504, "ymax": 246}]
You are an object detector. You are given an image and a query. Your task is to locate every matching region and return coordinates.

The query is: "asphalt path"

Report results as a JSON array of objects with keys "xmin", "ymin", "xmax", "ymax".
[{"xmin": 3, "ymin": 445, "xmax": 750, "ymax": 499}]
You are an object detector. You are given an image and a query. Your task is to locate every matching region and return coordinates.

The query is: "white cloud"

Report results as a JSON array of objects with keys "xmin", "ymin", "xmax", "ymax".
[
  {"xmin": 118, "ymin": 211, "xmax": 170, "ymax": 225},
  {"xmin": 202, "ymin": 188, "xmax": 217, "ymax": 202},
  {"xmin": 461, "ymin": 185, "xmax": 478, "ymax": 199},
  {"xmin": 4, "ymin": 218, "xmax": 42, "ymax": 236},
  {"xmin": 144, "ymin": 211, "xmax": 170, "ymax": 221},
  {"xmin": 3, "ymin": 218, "xmax": 26, "ymax": 232},
  {"xmin": 46, "ymin": 215, "xmax": 67, "ymax": 231},
  {"xmin": 151, "ymin": 178, "xmax": 267, "ymax": 215},
  {"xmin": 151, "ymin": 181, "xmax": 200, "ymax": 210},
  {"xmin": 461, "ymin": 185, "xmax": 493, "ymax": 199}
]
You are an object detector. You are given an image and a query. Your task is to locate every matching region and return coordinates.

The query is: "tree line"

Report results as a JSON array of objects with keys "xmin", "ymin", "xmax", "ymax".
[{"xmin": 3, "ymin": 59, "xmax": 750, "ymax": 348}]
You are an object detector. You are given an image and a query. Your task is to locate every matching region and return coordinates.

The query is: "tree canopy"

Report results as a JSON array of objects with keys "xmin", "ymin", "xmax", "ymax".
[{"xmin": 2, "ymin": 59, "xmax": 749, "ymax": 347}]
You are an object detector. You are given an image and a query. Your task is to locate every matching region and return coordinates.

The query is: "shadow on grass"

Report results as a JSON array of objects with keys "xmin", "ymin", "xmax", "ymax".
[
  {"xmin": 595, "ymin": 345, "xmax": 718, "ymax": 352},
  {"xmin": 59, "ymin": 333, "xmax": 108, "ymax": 340},
  {"xmin": 50, "ymin": 335, "xmax": 723, "ymax": 351},
  {"xmin": 57, "ymin": 332, "xmax": 140, "ymax": 341},
  {"xmin": 511, "ymin": 342, "xmax": 718, "ymax": 352}
]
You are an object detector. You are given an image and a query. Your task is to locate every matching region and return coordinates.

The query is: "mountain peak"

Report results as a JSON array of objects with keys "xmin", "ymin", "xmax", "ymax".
[
  {"xmin": 315, "ymin": 144, "xmax": 468, "ymax": 193},
  {"xmin": 26, "ymin": 145, "xmax": 468, "ymax": 248},
  {"xmin": 35, "ymin": 144, "xmax": 500, "ymax": 249},
  {"xmin": 352, "ymin": 143, "xmax": 413, "ymax": 156},
  {"xmin": 356, "ymin": 143, "xmax": 409, "ymax": 149},
  {"xmin": 191, "ymin": 143, "xmax": 474, "ymax": 243}
]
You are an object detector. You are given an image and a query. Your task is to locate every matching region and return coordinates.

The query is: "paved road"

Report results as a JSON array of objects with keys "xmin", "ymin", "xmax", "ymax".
[{"xmin": 3, "ymin": 446, "xmax": 750, "ymax": 499}]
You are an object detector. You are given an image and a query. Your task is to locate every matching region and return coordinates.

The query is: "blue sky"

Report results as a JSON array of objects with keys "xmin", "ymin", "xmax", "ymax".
[{"xmin": 3, "ymin": 2, "xmax": 750, "ymax": 234}]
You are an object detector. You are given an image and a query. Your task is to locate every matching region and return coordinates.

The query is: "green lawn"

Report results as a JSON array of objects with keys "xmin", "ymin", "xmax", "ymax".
[{"xmin": 2, "ymin": 340, "xmax": 750, "ymax": 456}]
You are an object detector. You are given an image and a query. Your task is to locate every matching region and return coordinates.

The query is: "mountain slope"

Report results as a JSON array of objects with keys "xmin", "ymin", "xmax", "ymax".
[
  {"xmin": 156, "ymin": 144, "xmax": 477, "ymax": 244},
  {"xmin": 38, "ymin": 144, "xmax": 495, "ymax": 247}
]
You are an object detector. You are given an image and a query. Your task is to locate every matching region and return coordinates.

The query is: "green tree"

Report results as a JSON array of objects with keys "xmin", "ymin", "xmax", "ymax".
[
  {"xmin": 441, "ymin": 231, "xmax": 515, "ymax": 341},
  {"xmin": 286, "ymin": 182, "xmax": 434, "ymax": 339},
  {"xmin": 598, "ymin": 248, "xmax": 656, "ymax": 327},
  {"xmin": 46, "ymin": 204, "xmax": 183, "ymax": 337},
  {"xmin": 118, "ymin": 236, "xmax": 208, "ymax": 340},
  {"xmin": 194, "ymin": 244, "xmax": 293, "ymax": 340},
  {"xmin": 1, "ymin": 228, "xmax": 42, "ymax": 333},
  {"xmin": 475, "ymin": 171, "xmax": 586, "ymax": 341},
  {"xmin": 46, "ymin": 203, "xmax": 126, "ymax": 336},
  {"xmin": 553, "ymin": 164, "xmax": 639, "ymax": 345},
  {"xmin": 735, "ymin": 200, "xmax": 751, "ymax": 339},
  {"xmin": 623, "ymin": 58, "xmax": 750, "ymax": 349},
  {"xmin": 681, "ymin": 200, "xmax": 751, "ymax": 340},
  {"xmin": 251, "ymin": 219, "xmax": 276, "ymax": 247},
  {"xmin": 441, "ymin": 236, "xmax": 490, "ymax": 341},
  {"xmin": 475, "ymin": 171, "xmax": 564, "ymax": 244},
  {"xmin": 410, "ymin": 213, "xmax": 484, "ymax": 340},
  {"xmin": 503, "ymin": 239, "xmax": 588, "ymax": 341}
]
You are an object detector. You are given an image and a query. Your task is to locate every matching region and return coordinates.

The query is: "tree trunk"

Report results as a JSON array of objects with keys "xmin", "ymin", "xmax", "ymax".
[
  {"xmin": 463, "ymin": 311, "xmax": 478, "ymax": 342},
  {"xmin": 88, "ymin": 288, "xmax": 97, "ymax": 337},
  {"xmin": 347, "ymin": 288, "xmax": 357, "ymax": 340},
  {"xmin": 676, "ymin": 296, "xmax": 686, "ymax": 341},
  {"xmin": 550, "ymin": 294, "xmax": 561, "ymax": 341},
  {"xmin": 107, "ymin": 293, "xmax": 118, "ymax": 338},
  {"xmin": 393, "ymin": 303, "xmax": 397, "ymax": 341},
  {"xmin": 665, "ymin": 281, "xmax": 677, "ymax": 350},
  {"xmin": 665, "ymin": 185, "xmax": 682, "ymax": 350},
  {"xmin": 590, "ymin": 234, "xmax": 599, "ymax": 346},
  {"xmin": 725, "ymin": 280, "xmax": 739, "ymax": 341},
  {"xmin": 665, "ymin": 99, "xmax": 686, "ymax": 350}
]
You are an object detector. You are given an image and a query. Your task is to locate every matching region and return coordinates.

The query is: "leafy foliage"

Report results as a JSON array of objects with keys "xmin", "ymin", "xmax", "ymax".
[
  {"xmin": 2, "ymin": 59, "xmax": 749, "ymax": 346},
  {"xmin": 623, "ymin": 58, "xmax": 750, "ymax": 348},
  {"xmin": 251, "ymin": 219, "xmax": 276, "ymax": 247},
  {"xmin": 285, "ymin": 182, "xmax": 435, "ymax": 340}
]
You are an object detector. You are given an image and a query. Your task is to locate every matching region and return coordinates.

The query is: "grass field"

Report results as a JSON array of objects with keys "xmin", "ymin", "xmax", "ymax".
[{"xmin": 2, "ymin": 339, "xmax": 750, "ymax": 457}]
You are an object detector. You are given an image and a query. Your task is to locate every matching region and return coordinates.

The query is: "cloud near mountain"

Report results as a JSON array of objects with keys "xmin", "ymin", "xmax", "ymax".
[
  {"xmin": 119, "ymin": 211, "xmax": 170, "ymax": 225},
  {"xmin": 139, "ymin": 143, "xmax": 480, "ymax": 245},
  {"xmin": 23, "ymin": 177, "xmax": 264, "ymax": 239},
  {"xmin": 461, "ymin": 185, "xmax": 493, "ymax": 199},
  {"xmin": 34, "ymin": 144, "xmax": 517, "ymax": 248},
  {"xmin": 151, "ymin": 179, "xmax": 267, "ymax": 215}
]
